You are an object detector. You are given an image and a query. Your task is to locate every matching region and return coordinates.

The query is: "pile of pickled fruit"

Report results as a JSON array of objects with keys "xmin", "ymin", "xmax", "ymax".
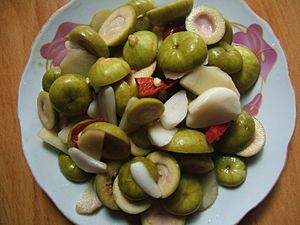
[{"xmin": 37, "ymin": 0, "xmax": 266, "ymax": 224}]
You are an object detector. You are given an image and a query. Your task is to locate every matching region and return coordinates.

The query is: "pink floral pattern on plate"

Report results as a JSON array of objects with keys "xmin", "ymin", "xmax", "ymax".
[{"xmin": 233, "ymin": 23, "xmax": 278, "ymax": 116}]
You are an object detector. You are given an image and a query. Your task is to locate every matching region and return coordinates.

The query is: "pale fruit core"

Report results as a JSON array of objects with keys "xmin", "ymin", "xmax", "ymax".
[
  {"xmin": 103, "ymin": 15, "xmax": 125, "ymax": 38},
  {"xmin": 195, "ymin": 15, "xmax": 214, "ymax": 37}
]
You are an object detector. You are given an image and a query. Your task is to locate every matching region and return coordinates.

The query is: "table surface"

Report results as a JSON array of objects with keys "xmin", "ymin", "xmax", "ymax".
[{"xmin": 1, "ymin": 0, "xmax": 299, "ymax": 225}]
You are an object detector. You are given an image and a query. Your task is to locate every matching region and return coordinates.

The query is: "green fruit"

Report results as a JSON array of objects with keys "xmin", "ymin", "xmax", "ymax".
[
  {"xmin": 88, "ymin": 58, "xmax": 131, "ymax": 87},
  {"xmin": 135, "ymin": 15, "xmax": 153, "ymax": 31},
  {"xmin": 127, "ymin": 98, "xmax": 164, "ymax": 125},
  {"xmin": 67, "ymin": 25, "xmax": 109, "ymax": 58},
  {"xmin": 215, "ymin": 111, "xmax": 255, "ymax": 154},
  {"xmin": 118, "ymin": 157, "xmax": 158, "ymax": 200},
  {"xmin": 158, "ymin": 31, "xmax": 207, "ymax": 72},
  {"xmin": 42, "ymin": 66, "xmax": 61, "ymax": 92},
  {"xmin": 123, "ymin": 31, "xmax": 158, "ymax": 70},
  {"xmin": 221, "ymin": 18, "xmax": 233, "ymax": 44},
  {"xmin": 95, "ymin": 161, "xmax": 121, "ymax": 210},
  {"xmin": 147, "ymin": 0, "xmax": 193, "ymax": 26},
  {"xmin": 175, "ymin": 154, "xmax": 214, "ymax": 174},
  {"xmin": 37, "ymin": 91, "xmax": 57, "ymax": 130},
  {"xmin": 130, "ymin": 139, "xmax": 153, "ymax": 157},
  {"xmin": 214, "ymin": 156, "xmax": 247, "ymax": 187},
  {"xmin": 231, "ymin": 45, "xmax": 260, "ymax": 93},
  {"xmin": 58, "ymin": 153, "xmax": 91, "ymax": 182},
  {"xmin": 90, "ymin": 9, "xmax": 112, "ymax": 32},
  {"xmin": 99, "ymin": 5, "xmax": 136, "ymax": 47},
  {"xmin": 113, "ymin": 80, "xmax": 134, "ymax": 116},
  {"xmin": 164, "ymin": 128, "xmax": 213, "ymax": 154},
  {"xmin": 130, "ymin": 127, "xmax": 153, "ymax": 149},
  {"xmin": 163, "ymin": 174, "xmax": 202, "ymax": 216},
  {"xmin": 147, "ymin": 151, "xmax": 180, "ymax": 198},
  {"xmin": 127, "ymin": 0, "xmax": 155, "ymax": 17},
  {"xmin": 49, "ymin": 74, "xmax": 92, "ymax": 116},
  {"xmin": 208, "ymin": 41, "xmax": 243, "ymax": 74},
  {"xmin": 84, "ymin": 122, "xmax": 131, "ymax": 160},
  {"xmin": 185, "ymin": 5, "xmax": 225, "ymax": 45}
]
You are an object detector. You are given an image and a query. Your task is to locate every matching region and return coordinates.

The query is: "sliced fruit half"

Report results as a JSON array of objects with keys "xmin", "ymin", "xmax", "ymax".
[
  {"xmin": 99, "ymin": 5, "xmax": 136, "ymax": 47},
  {"xmin": 175, "ymin": 154, "xmax": 214, "ymax": 174},
  {"xmin": 37, "ymin": 91, "xmax": 57, "ymax": 130},
  {"xmin": 198, "ymin": 171, "xmax": 218, "ymax": 211},
  {"xmin": 147, "ymin": 151, "xmax": 180, "ymax": 198},
  {"xmin": 185, "ymin": 5, "xmax": 225, "ymax": 45}
]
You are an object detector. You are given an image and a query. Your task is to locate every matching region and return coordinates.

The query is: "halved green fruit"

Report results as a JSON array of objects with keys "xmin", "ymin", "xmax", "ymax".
[
  {"xmin": 163, "ymin": 174, "xmax": 202, "ymax": 216},
  {"xmin": 158, "ymin": 31, "xmax": 207, "ymax": 73},
  {"xmin": 221, "ymin": 18, "xmax": 233, "ymax": 44},
  {"xmin": 67, "ymin": 25, "xmax": 109, "ymax": 58},
  {"xmin": 185, "ymin": 5, "xmax": 225, "ymax": 45},
  {"xmin": 37, "ymin": 91, "xmax": 57, "ymax": 130},
  {"xmin": 147, "ymin": 0, "xmax": 193, "ymax": 26},
  {"xmin": 99, "ymin": 5, "xmax": 136, "ymax": 47},
  {"xmin": 88, "ymin": 57, "xmax": 131, "ymax": 87},
  {"xmin": 147, "ymin": 151, "xmax": 180, "ymax": 198},
  {"xmin": 123, "ymin": 30, "xmax": 158, "ymax": 70},
  {"xmin": 42, "ymin": 67, "xmax": 61, "ymax": 92},
  {"xmin": 95, "ymin": 161, "xmax": 121, "ymax": 210},
  {"xmin": 214, "ymin": 156, "xmax": 247, "ymax": 187},
  {"xmin": 113, "ymin": 80, "xmax": 134, "ymax": 116},
  {"xmin": 175, "ymin": 154, "xmax": 214, "ymax": 174},
  {"xmin": 231, "ymin": 45, "xmax": 261, "ymax": 94},
  {"xmin": 215, "ymin": 110, "xmax": 255, "ymax": 154},
  {"xmin": 164, "ymin": 128, "xmax": 213, "ymax": 154},
  {"xmin": 90, "ymin": 9, "xmax": 112, "ymax": 32},
  {"xmin": 84, "ymin": 122, "xmax": 131, "ymax": 160},
  {"xmin": 127, "ymin": 0, "xmax": 155, "ymax": 17},
  {"xmin": 118, "ymin": 157, "xmax": 158, "ymax": 200},
  {"xmin": 126, "ymin": 98, "xmax": 164, "ymax": 125},
  {"xmin": 130, "ymin": 127, "xmax": 153, "ymax": 149}
]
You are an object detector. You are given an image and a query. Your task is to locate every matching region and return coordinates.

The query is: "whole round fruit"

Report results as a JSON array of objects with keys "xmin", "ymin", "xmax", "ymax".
[
  {"xmin": 215, "ymin": 111, "xmax": 255, "ymax": 154},
  {"xmin": 158, "ymin": 31, "xmax": 207, "ymax": 73},
  {"xmin": 42, "ymin": 66, "xmax": 61, "ymax": 92},
  {"xmin": 214, "ymin": 156, "xmax": 247, "ymax": 187},
  {"xmin": 49, "ymin": 74, "xmax": 92, "ymax": 116},
  {"xmin": 118, "ymin": 157, "xmax": 158, "ymax": 200}
]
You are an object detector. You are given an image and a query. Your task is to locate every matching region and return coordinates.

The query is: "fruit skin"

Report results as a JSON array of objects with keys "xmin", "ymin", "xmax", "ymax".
[
  {"xmin": 95, "ymin": 161, "xmax": 121, "ymax": 210},
  {"xmin": 118, "ymin": 157, "xmax": 158, "ymax": 200},
  {"xmin": 146, "ymin": 0, "xmax": 193, "ymax": 26},
  {"xmin": 214, "ymin": 156, "xmax": 247, "ymax": 187},
  {"xmin": 163, "ymin": 174, "xmax": 202, "ymax": 216},
  {"xmin": 221, "ymin": 18, "xmax": 233, "ymax": 44},
  {"xmin": 88, "ymin": 58, "xmax": 131, "ymax": 87},
  {"xmin": 113, "ymin": 80, "xmax": 134, "ymax": 116},
  {"xmin": 49, "ymin": 74, "xmax": 92, "ymax": 116},
  {"xmin": 214, "ymin": 111, "xmax": 255, "ymax": 154},
  {"xmin": 231, "ymin": 45, "xmax": 261, "ymax": 94},
  {"xmin": 84, "ymin": 122, "xmax": 131, "ymax": 160},
  {"xmin": 123, "ymin": 31, "xmax": 158, "ymax": 70},
  {"xmin": 158, "ymin": 31, "xmax": 207, "ymax": 73},
  {"xmin": 164, "ymin": 128, "xmax": 213, "ymax": 154},
  {"xmin": 208, "ymin": 41, "xmax": 243, "ymax": 74},
  {"xmin": 90, "ymin": 9, "xmax": 112, "ymax": 32},
  {"xmin": 42, "ymin": 66, "xmax": 61, "ymax": 92},
  {"xmin": 58, "ymin": 153, "xmax": 91, "ymax": 182},
  {"xmin": 37, "ymin": 91, "xmax": 57, "ymax": 130},
  {"xmin": 67, "ymin": 25, "xmax": 109, "ymax": 58},
  {"xmin": 130, "ymin": 127, "xmax": 153, "ymax": 149},
  {"xmin": 127, "ymin": 0, "xmax": 155, "ymax": 17}
]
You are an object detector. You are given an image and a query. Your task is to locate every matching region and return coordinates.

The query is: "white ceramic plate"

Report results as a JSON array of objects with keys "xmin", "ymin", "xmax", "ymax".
[{"xmin": 18, "ymin": 0, "xmax": 296, "ymax": 224}]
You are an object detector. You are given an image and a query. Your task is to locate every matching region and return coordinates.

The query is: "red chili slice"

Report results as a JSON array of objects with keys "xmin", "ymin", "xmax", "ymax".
[
  {"xmin": 135, "ymin": 77, "xmax": 177, "ymax": 97},
  {"xmin": 205, "ymin": 123, "xmax": 230, "ymax": 144},
  {"xmin": 71, "ymin": 118, "xmax": 106, "ymax": 144}
]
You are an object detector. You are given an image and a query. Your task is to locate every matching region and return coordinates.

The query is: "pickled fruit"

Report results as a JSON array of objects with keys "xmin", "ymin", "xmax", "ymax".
[
  {"xmin": 90, "ymin": 9, "xmax": 112, "ymax": 32},
  {"xmin": 113, "ymin": 80, "xmax": 134, "ymax": 116},
  {"xmin": 37, "ymin": 91, "xmax": 57, "ymax": 130},
  {"xmin": 42, "ymin": 66, "xmax": 61, "ymax": 92}
]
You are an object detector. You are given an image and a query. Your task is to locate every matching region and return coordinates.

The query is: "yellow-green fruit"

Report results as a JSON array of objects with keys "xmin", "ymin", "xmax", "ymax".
[
  {"xmin": 221, "ymin": 18, "xmax": 233, "ymax": 44},
  {"xmin": 118, "ymin": 157, "xmax": 158, "ymax": 200},
  {"xmin": 88, "ymin": 58, "xmax": 131, "ymax": 87},
  {"xmin": 42, "ymin": 66, "xmax": 61, "ymax": 92},
  {"xmin": 90, "ymin": 9, "xmax": 112, "ymax": 32},
  {"xmin": 123, "ymin": 31, "xmax": 158, "ymax": 70},
  {"xmin": 164, "ymin": 128, "xmax": 213, "ymax": 154},
  {"xmin": 127, "ymin": 0, "xmax": 155, "ymax": 16},
  {"xmin": 113, "ymin": 80, "xmax": 134, "ymax": 116}
]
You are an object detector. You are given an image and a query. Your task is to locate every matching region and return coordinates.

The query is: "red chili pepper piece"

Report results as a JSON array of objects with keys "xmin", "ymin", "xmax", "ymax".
[
  {"xmin": 205, "ymin": 123, "xmax": 230, "ymax": 144},
  {"xmin": 135, "ymin": 77, "xmax": 177, "ymax": 97},
  {"xmin": 71, "ymin": 118, "xmax": 106, "ymax": 144}
]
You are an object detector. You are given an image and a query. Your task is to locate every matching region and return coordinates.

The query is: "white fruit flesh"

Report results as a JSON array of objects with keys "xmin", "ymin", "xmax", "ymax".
[
  {"xmin": 186, "ymin": 87, "xmax": 241, "ymax": 128},
  {"xmin": 76, "ymin": 180, "xmax": 102, "ymax": 214},
  {"xmin": 60, "ymin": 48, "xmax": 97, "ymax": 76},
  {"xmin": 163, "ymin": 70, "xmax": 188, "ymax": 80},
  {"xmin": 160, "ymin": 90, "xmax": 188, "ymax": 129},
  {"xmin": 185, "ymin": 6, "xmax": 225, "ymax": 45},
  {"xmin": 119, "ymin": 97, "xmax": 140, "ymax": 133},
  {"xmin": 132, "ymin": 60, "xmax": 157, "ymax": 78},
  {"xmin": 87, "ymin": 99, "xmax": 101, "ymax": 119},
  {"xmin": 180, "ymin": 65, "xmax": 240, "ymax": 97},
  {"xmin": 130, "ymin": 162, "xmax": 161, "ymax": 198},
  {"xmin": 198, "ymin": 171, "xmax": 218, "ymax": 211},
  {"xmin": 68, "ymin": 147, "xmax": 107, "ymax": 173},
  {"xmin": 37, "ymin": 128, "xmax": 68, "ymax": 153},
  {"xmin": 97, "ymin": 86, "xmax": 117, "ymax": 124},
  {"xmin": 58, "ymin": 122, "xmax": 74, "ymax": 144},
  {"xmin": 37, "ymin": 91, "xmax": 56, "ymax": 130},
  {"xmin": 77, "ymin": 129, "xmax": 105, "ymax": 160},
  {"xmin": 113, "ymin": 176, "xmax": 152, "ymax": 214},
  {"xmin": 236, "ymin": 117, "xmax": 266, "ymax": 157},
  {"xmin": 148, "ymin": 121, "xmax": 178, "ymax": 147}
]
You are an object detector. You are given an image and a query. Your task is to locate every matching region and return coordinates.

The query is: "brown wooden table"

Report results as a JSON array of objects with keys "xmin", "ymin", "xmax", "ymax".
[{"xmin": 0, "ymin": 0, "xmax": 299, "ymax": 224}]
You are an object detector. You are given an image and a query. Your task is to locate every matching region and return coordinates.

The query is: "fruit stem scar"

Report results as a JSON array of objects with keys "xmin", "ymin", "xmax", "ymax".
[{"xmin": 128, "ymin": 35, "xmax": 137, "ymax": 47}]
